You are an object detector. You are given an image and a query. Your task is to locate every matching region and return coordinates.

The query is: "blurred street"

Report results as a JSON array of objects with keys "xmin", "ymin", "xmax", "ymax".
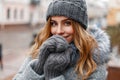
[{"xmin": 0, "ymin": 26, "xmax": 37, "ymax": 80}]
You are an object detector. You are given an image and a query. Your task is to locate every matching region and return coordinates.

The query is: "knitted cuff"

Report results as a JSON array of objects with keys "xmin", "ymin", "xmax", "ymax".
[
  {"xmin": 45, "ymin": 70, "xmax": 61, "ymax": 80},
  {"xmin": 31, "ymin": 59, "xmax": 43, "ymax": 75}
]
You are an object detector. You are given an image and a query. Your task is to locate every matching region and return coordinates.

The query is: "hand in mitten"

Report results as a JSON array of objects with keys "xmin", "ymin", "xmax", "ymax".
[
  {"xmin": 31, "ymin": 35, "xmax": 69, "ymax": 75},
  {"xmin": 44, "ymin": 47, "xmax": 73, "ymax": 80},
  {"xmin": 41, "ymin": 35, "xmax": 69, "ymax": 53}
]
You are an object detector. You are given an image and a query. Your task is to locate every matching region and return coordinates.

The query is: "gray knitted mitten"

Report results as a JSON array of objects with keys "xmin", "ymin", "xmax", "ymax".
[
  {"xmin": 44, "ymin": 47, "xmax": 73, "ymax": 80},
  {"xmin": 31, "ymin": 35, "xmax": 69, "ymax": 75}
]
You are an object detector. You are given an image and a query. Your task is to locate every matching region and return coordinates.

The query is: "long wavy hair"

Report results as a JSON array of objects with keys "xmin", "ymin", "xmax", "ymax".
[
  {"xmin": 72, "ymin": 21, "xmax": 97, "ymax": 79},
  {"xmin": 30, "ymin": 17, "xmax": 97, "ymax": 80}
]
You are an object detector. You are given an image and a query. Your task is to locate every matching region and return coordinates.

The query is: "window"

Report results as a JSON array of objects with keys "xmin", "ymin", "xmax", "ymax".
[
  {"xmin": 14, "ymin": 9, "xmax": 17, "ymax": 19},
  {"xmin": 7, "ymin": 8, "xmax": 10, "ymax": 19},
  {"xmin": 20, "ymin": 9, "xmax": 24, "ymax": 19}
]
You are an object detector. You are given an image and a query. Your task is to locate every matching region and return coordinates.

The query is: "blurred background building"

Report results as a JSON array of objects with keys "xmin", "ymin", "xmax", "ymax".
[
  {"xmin": 0, "ymin": 0, "xmax": 120, "ymax": 80},
  {"xmin": 87, "ymin": 0, "xmax": 109, "ymax": 29},
  {"xmin": 0, "ymin": 0, "xmax": 53, "ymax": 29},
  {"xmin": 0, "ymin": 0, "xmax": 31, "ymax": 29},
  {"xmin": 0, "ymin": 0, "xmax": 120, "ymax": 29},
  {"xmin": 107, "ymin": 0, "xmax": 120, "ymax": 26}
]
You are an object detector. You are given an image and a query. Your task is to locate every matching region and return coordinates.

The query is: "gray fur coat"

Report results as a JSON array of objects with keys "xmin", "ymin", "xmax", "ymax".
[{"xmin": 13, "ymin": 27, "xmax": 110, "ymax": 80}]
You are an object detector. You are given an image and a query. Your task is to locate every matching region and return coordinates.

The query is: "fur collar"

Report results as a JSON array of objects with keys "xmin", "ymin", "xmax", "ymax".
[{"xmin": 88, "ymin": 27, "xmax": 111, "ymax": 65}]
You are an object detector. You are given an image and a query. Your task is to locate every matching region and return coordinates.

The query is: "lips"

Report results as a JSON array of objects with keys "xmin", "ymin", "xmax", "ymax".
[
  {"xmin": 63, "ymin": 36, "xmax": 71, "ymax": 41},
  {"xmin": 63, "ymin": 35, "xmax": 69, "ymax": 38},
  {"xmin": 61, "ymin": 35, "xmax": 73, "ymax": 43}
]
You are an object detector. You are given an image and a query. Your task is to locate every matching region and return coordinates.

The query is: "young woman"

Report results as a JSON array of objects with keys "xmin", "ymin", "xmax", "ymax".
[{"xmin": 13, "ymin": 0, "xmax": 110, "ymax": 80}]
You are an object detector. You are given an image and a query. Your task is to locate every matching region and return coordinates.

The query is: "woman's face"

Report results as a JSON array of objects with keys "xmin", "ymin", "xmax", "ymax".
[{"xmin": 50, "ymin": 16, "xmax": 74, "ymax": 43}]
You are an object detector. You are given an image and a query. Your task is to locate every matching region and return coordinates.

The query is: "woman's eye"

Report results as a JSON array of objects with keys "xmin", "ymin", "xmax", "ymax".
[
  {"xmin": 50, "ymin": 21, "xmax": 57, "ymax": 27},
  {"xmin": 64, "ymin": 21, "xmax": 71, "ymax": 26}
]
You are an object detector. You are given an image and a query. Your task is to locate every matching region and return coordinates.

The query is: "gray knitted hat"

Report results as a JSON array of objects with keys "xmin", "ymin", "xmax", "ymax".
[{"xmin": 46, "ymin": 0, "xmax": 88, "ymax": 29}]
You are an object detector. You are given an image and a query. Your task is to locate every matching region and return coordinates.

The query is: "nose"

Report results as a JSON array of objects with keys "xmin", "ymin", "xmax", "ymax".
[{"xmin": 56, "ymin": 25, "xmax": 64, "ymax": 35}]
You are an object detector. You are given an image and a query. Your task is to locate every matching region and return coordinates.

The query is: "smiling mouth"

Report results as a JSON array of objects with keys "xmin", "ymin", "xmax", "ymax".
[{"xmin": 63, "ymin": 35, "xmax": 69, "ymax": 39}]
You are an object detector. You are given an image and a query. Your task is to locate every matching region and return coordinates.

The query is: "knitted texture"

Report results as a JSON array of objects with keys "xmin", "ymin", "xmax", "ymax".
[
  {"xmin": 46, "ymin": 0, "xmax": 88, "ymax": 29},
  {"xmin": 31, "ymin": 35, "xmax": 69, "ymax": 75},
  {"xmin": 44, "ymin": 47, "xmax": 73, "ymax": 80}
]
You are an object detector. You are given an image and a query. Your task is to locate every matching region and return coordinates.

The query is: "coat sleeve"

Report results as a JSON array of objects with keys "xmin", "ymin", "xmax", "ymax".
[
  {"xmin": 50, "ymin": 75, "xmax": 65, "ymax": 80},
  {"xmin": 12, "ymin": 57, "xmax": 45, "ymax": 80},
  {"xmin": 87, "ymin": 64, "xmax": 108, "ymax": 80}
]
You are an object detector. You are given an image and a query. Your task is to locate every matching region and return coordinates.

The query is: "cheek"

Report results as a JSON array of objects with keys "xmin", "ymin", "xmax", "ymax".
[
  {"xmin": 65, "ymin": 27, "xmax": 74, "ymax": 43},
  {"xmin": 65, "ymin": 27, "xmax": 74, "ymax": 34},
  {"xmin": 51, "ymin": 27, "xmax": 56, "ymax": 35},
  {"xmin": 66, "ymin": 35, "xmax": 74, "ymax": 43}
]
